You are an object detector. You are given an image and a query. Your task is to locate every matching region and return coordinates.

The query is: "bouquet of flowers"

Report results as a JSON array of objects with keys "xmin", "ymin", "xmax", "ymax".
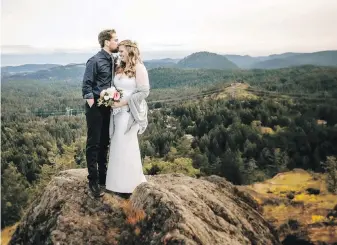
[{"xmin": 97, "ymin": 86, "xmax": 123, "ymax": 107}]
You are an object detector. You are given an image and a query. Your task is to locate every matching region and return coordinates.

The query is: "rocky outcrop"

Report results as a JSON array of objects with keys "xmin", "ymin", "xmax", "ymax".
[{"xmin": 9, "ymin": 169, "xmax": 280, "ymax": 245}]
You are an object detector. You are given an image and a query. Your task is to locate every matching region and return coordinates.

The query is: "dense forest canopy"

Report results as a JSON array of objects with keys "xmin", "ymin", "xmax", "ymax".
[{"xmin": 1, "ymin": 64, "xmax": 337, "ymax": 228}]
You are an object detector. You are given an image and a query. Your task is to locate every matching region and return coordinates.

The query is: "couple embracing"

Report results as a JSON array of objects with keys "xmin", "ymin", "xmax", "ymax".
[{"xmin": 82, "ymin": 29, "xmax": 149, "ymax": 198}]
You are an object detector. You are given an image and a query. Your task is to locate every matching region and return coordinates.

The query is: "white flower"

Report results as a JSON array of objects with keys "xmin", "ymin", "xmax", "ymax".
[
  {"xmin": 106, "ymin": 87, "xmax": 116, "ymax": 95},
  {"xmin": 104, "ymin": 95, "xmax": 110, "ymax": 101},
  {"xmin": 100, "ymin": 89, "xmax": 106, "ymax": 98}
]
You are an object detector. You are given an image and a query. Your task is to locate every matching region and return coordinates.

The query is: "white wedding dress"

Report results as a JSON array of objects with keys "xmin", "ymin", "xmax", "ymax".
[{"xmin": 105, "ymin": 67, "xmax": 148, "ymax": 193}]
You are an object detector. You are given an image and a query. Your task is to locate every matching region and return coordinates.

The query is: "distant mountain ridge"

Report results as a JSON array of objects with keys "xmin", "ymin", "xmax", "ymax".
[
  {"xmin": 1, "ymin": 52, "xmax": 94, "ymax": 67},
  {"xmin": 144, "ymin": 58, "xmax": 178, "ymax": 69},
  {"xmin": 251, "ymin": 50, "xmax": 337, "ymax": 69},
  {"xmin": 224, "ymin": 50, "xmax": 337, "ymax": 69},
  {"xmin": 2, "ymin": 63, "xmax": 85, "ymax": 81},
  {"xmin": 178, "ymin": 51, "xmax": 238, "ymax": 70},
  {"xmin": 223, "ymin": 55, "xmax": 265, "ymax": 69},
  {"xmin": 1, "ymin": 64, "xmax": 60, "ymax": 76},
  {"xmin": 2, "ymin": 50, "xmax": 337, "ymax": 80},
  {"xmin": 145, "ymin": 58, "xmax": 180, "ymax": 64}
]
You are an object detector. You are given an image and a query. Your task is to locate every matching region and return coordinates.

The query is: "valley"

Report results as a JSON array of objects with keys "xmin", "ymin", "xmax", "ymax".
[{"xmin": 1, "ymin": 52, "xmax": 337, "ymax": 244}]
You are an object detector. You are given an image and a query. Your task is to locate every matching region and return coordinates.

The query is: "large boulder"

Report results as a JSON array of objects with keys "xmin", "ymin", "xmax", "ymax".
[{"xmin": 9, "ymin": 169, "xmax": 280, "ymax": 245}]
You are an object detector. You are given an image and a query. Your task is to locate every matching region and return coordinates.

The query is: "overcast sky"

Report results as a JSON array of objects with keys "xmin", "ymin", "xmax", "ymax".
[{"xmin": 2, "ymin": 0, "xmax": 337, "ymax": 57}]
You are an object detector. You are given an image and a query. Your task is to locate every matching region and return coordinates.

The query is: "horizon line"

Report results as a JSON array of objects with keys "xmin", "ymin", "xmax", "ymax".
[{"xmin": 1, "ymin": 48, "xmax": 337, "ymax": 57}]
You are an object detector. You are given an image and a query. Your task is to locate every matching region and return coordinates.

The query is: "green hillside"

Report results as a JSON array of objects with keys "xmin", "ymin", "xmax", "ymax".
[{"xmin": 178, "ymin": 51, "xmax": 238, "ymax": 69}]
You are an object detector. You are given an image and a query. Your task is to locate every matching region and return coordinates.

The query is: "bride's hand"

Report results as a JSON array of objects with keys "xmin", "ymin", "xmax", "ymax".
[{"xmin": 111, "ymin": 100, "xmax": 127, "ymax": 108}]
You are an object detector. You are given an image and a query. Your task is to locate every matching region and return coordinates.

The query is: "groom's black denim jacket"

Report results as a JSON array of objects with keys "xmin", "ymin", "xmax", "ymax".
[{"xmin": 82, "ymin": 49, "xmax": 116, "ymax": 100}]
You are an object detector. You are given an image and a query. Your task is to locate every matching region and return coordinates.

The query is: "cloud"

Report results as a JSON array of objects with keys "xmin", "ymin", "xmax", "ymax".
[{"xmin": 2, "ymin": 0, "xmax": 337, "ymax": 56}]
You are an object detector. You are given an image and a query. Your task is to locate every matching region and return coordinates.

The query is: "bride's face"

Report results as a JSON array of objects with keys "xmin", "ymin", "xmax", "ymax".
[{"xmin": 118, "ymin": 45, "xmax": 128, "ymax": 63}]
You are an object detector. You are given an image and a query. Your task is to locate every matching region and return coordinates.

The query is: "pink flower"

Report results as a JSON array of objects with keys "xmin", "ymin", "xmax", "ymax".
[
  {"xmin": 113, "ymin": 92, "xmax": 121, "ymax": 101},
  {"xmin": 106, "ymin": 87, "xmax": 116, "ymax": 98}
]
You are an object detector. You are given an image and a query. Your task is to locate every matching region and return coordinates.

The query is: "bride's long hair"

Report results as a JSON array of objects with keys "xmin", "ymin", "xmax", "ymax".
[{"xmin": 116, "ymin": 40, "xmax": 143, "ymax": 78}]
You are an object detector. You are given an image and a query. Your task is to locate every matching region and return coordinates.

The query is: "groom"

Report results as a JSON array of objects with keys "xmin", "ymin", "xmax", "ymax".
[{"xmin": 82, "ymin": 29, "xmax": 119, "ymax": 198}]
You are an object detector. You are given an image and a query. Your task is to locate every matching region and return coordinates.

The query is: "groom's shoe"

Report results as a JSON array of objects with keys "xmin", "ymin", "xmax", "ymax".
[
  {"xmin": 89, "ymin": 181, "xmax": 104, "ymax": 198},
  {"xmin": 120, "ymin": 193, "xmax": 132, "ymax": 199},
  {"xmin": 114, "ymin": 192, "xmax": 132, "ymax": 199},
  {"xmin": 99, "ymin": 179, "xmax": 106, "ymax": 192}
]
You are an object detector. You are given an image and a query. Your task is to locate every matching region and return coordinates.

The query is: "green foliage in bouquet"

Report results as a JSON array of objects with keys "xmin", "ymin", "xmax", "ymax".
[{"xmin": 97, "ymin": 87, "xmax": 124, "ymax": 107}]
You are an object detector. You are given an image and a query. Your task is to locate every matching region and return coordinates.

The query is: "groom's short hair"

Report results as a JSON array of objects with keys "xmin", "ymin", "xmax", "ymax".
[{"xmin": 98, "ymin": 29, "xmax": 116, "ymax": 48}]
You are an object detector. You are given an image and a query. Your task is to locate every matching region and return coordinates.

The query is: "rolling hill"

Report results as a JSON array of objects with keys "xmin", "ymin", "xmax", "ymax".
[
  {"xmin": 1, "ymin": 63, "xmax": 86, "ymax": 82},
  {"xmin": 224, "ymin": 53, "xmax": 303, "ymax": 69},
  {"xmin": 144, "ymin": 58, "xmax": 179, "ymax": 69},
  {"xmin": 1, "ymin": 64, "xmax": 60, "ymax": 77},
  {"xmin": 178, "ymin": 51, "xmax": 239, "ymax": 69},
  {"xmin": 251, "ymin": 51, "xmax": 337, "ymax": 69},
  {"xmin": 224, "ymin": 54, "xmax": 265, "ymax": 69},
  {"xmin": 2, "ymin": 63, "xmax": 337, "ymax": 98},
  {"xmin": 3, "ymin": 50, "xmax": 337, "ymax": 90}
]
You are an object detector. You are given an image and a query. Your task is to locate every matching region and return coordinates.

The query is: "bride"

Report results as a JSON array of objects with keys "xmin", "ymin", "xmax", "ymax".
[{"xmin": 105, "ymin": 40, "xmax": 150, "ymax": 198}]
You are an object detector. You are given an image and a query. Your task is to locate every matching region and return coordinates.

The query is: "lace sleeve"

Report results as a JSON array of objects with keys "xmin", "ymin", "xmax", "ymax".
[
  {"xmin": 128, "ymin": 63, "xmax": 150, "ymax": 103},
  {"xmin": 135, "ymin": 63, "xmax": 150, "ymax": 87}
]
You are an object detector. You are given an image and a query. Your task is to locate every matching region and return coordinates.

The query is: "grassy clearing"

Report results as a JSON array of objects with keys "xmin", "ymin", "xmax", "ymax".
[{"xmin": 240, "ymin": 169, "xmax": 337, "ymax": 244}]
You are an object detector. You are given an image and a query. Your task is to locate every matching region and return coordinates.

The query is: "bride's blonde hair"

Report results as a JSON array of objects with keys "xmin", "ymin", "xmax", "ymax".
[{"xmin": 116, "ymin": 40, "xmax": 143, "ymax": 78}]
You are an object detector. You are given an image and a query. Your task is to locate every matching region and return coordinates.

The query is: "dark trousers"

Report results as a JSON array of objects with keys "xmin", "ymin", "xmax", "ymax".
[{"xmin": 85, "ymin": 100, "xmax": 111, "ymax": 185}]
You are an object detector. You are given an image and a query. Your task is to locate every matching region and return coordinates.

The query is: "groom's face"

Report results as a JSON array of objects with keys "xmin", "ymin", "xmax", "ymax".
[{"xmin": 106, "ymin": 33, "xmax": 119, "ymax": 53}]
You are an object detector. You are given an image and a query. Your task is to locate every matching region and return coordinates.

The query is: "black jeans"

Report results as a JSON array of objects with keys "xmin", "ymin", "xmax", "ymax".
[{"xmin": 85, "ymin": 100, "xmax": 111, "ymax": 185}]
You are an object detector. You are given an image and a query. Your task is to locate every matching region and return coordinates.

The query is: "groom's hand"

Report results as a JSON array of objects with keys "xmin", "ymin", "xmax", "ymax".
[{"xmin": 86, "ymin": 99, "xmax": 95, "ymax": 108}]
